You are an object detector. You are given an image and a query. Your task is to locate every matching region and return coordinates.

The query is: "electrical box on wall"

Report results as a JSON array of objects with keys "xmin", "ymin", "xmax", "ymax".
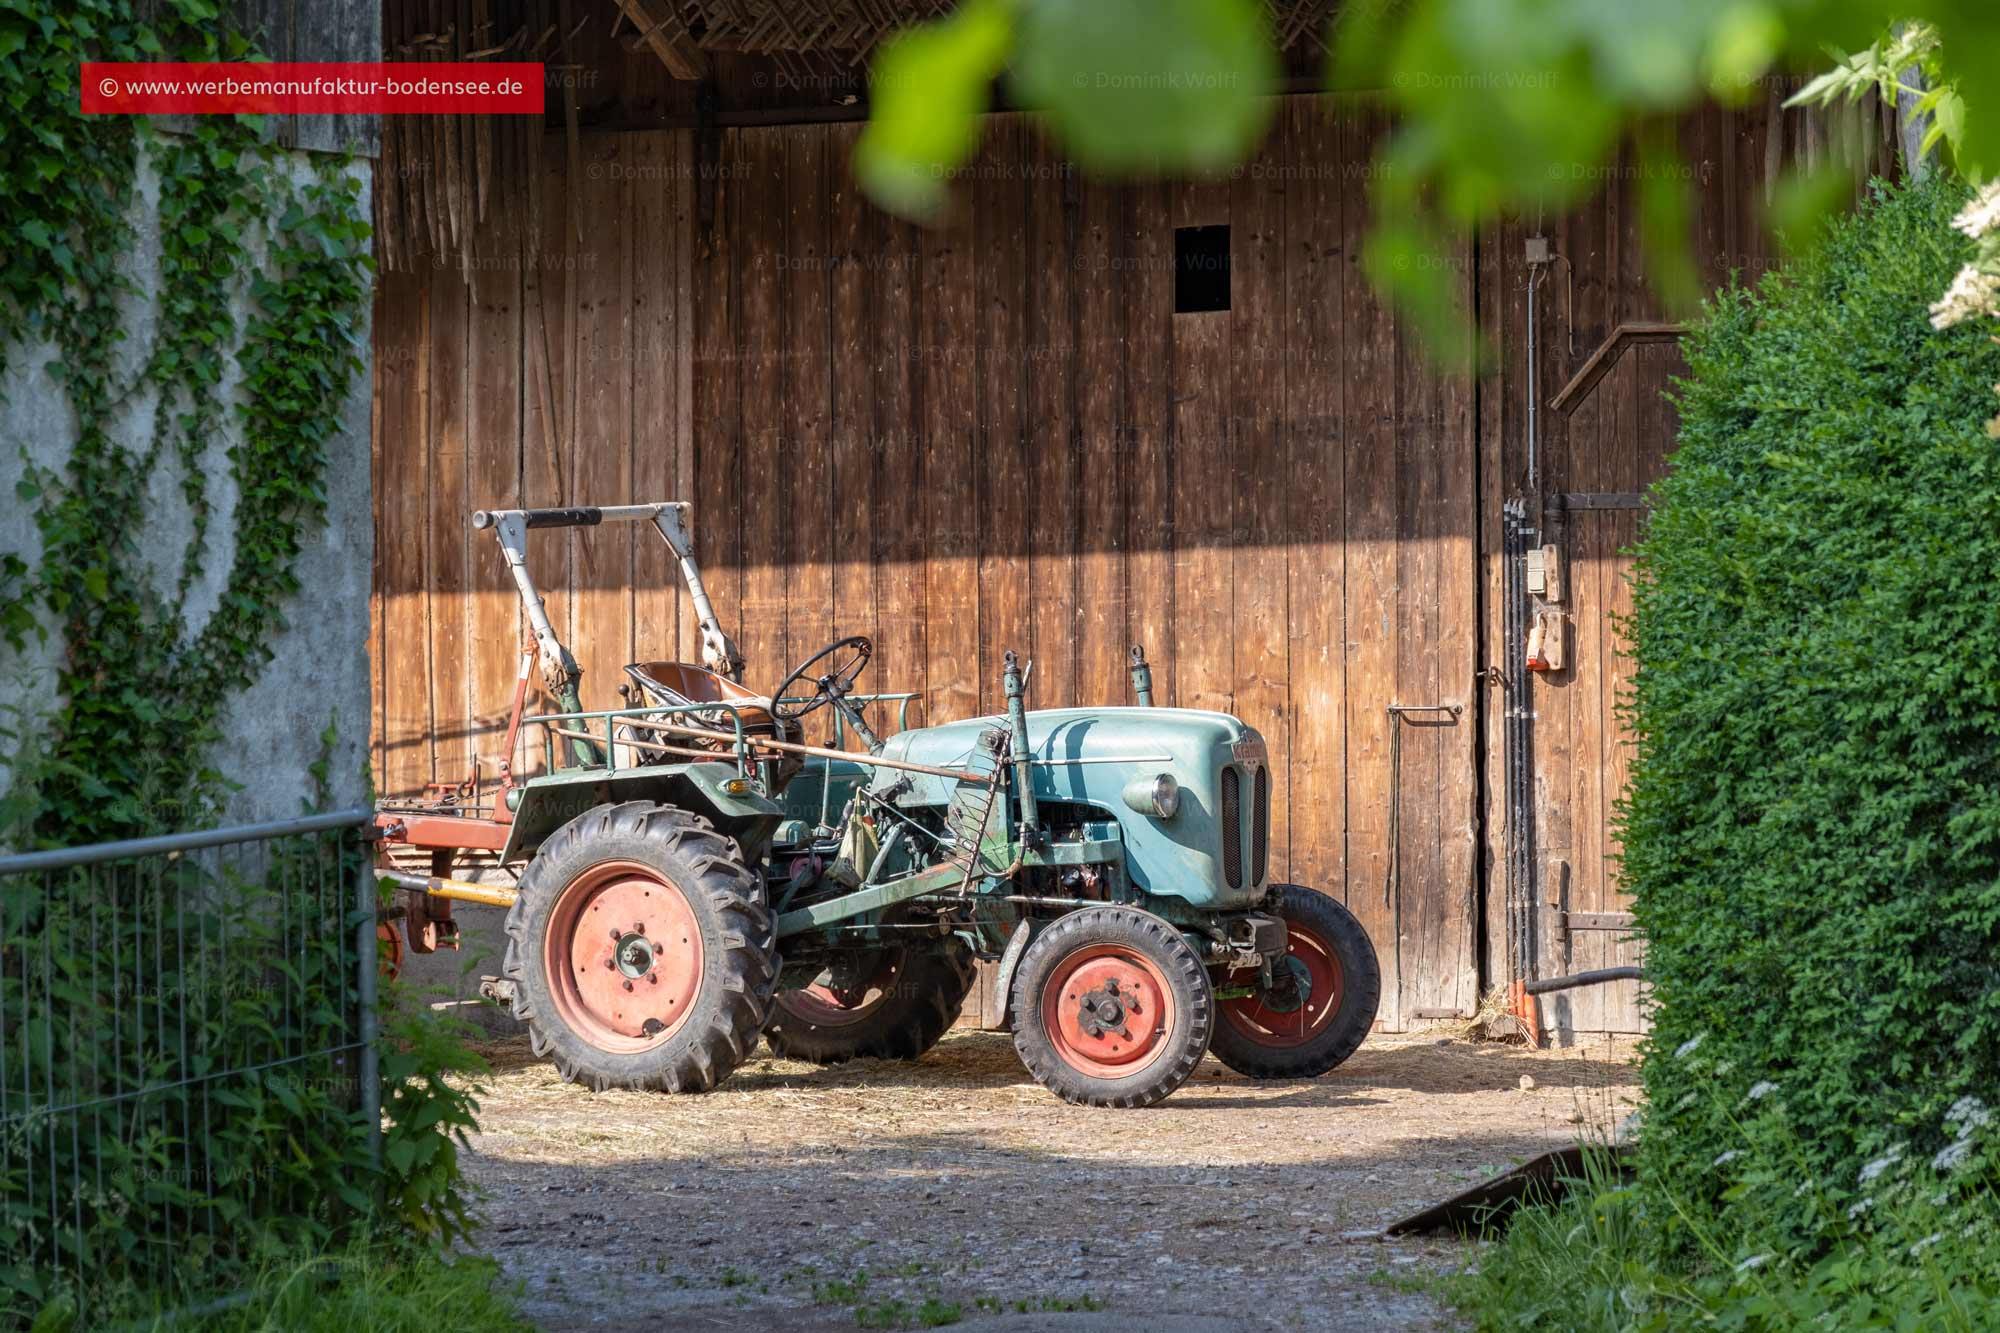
[
  {"xmin": 1526, "ymin": 609, "xmax": 1566, "ymax": 671},
  {"xmin": 1525, "ymin": 544, "xmax": 1563, "ymax": 602}
]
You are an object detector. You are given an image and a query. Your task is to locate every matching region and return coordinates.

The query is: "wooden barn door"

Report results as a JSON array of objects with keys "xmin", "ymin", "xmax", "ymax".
[
  {"xmin": 1538, "ymin": 328, "xmax": 1687, "ymax": 1037},
  {"xmin": 1478, "ymin": 99, "xmax": 1892, "ymax": 1036}
]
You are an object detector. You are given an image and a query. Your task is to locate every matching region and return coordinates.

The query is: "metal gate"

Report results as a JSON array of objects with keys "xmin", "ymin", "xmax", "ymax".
[{"xmin": 0, "ymin": 809, "xmax": 379, "ymax": 1321}]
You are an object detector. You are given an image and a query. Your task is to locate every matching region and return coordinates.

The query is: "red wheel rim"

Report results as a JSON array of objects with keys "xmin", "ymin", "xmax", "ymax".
[
  {"xmin": 544, "ymin": 860, "xmax": 703, "ymax": 1052},
  {"xmin": 377, "ymin": 923, "xmax": 404, "ymax": 982},
  {"xmin": 776, "ymin": 954, "xmax": 902, "ymax": 1028},
  {"xmin": 1039, "ymin": 944, "xmax": 1178, "ymax": 1079},
  {"xmin": 1221, "ymin": 917, "xmax": 1343, "ymax": 1048}
]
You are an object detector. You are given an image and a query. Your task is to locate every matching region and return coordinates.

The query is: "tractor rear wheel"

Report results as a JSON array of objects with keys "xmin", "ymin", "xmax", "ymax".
[
  {"xmin": 1209, "ymin": 884, "xmax": 1380, "ymax": 1079},
  {"xmin": 503, "ymin": 802, "xmax": 777, "ymax": 1093},
  {"xmin": 764, "ymin": 934, "xmax": 976, "ymax": 1064},
  {"xmin": 1010, "ymin": 906, "xmax": 1213, "ymax": 1108}
]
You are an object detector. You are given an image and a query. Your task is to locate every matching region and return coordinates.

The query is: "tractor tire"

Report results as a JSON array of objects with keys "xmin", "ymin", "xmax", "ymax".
[
  {"xmin": 764, "ymin": 934, "xmax": 976, "ymax": 1064},
  {"xmin": 1209, "ymin": 884, "xmax": 1380, "ymax": 1080},
  {"xmin": 1010, "ymin": 906, "xmax": 1213, "ymax": 1109},
  {"xmin": 503, "ymin": 801, "xmax": 777, "ymax": 1093}
]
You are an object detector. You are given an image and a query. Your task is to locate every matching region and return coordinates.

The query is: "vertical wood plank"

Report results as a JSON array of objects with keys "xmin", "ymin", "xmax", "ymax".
[
  {"xmin": 1340, "ymin": 104, "xmax": 1399, "ymax": 1015},
  {"xmin": 975, "ymin": 117, "xmax": 1031, "ymax": 713},
  {"xmin": 1075, "ymin": 180, "xmax": 1129, "ymax": 711},
  {"xmin": 826, "ymin": 125, "xmax": 879, "ymax": 711},
  {"xmin": 568, "ymin": 134, "xmax": 635, "ymax": 715},
  {"xmin": 1282, "ymin": 96, "xmax": 1347, "ymax": 902},
  {"xmin": 737, "ymin": 128, "xmax": 789, "ymax": 688},
  {"xmin": 1230, "ymin": 119, "xmax": 1290, "ymax": 878},
  {"xmin": 1125, "ymin": 181, "xmax": 1175, "ymax": 705},
  {"xmin": 873, "ymin": 200, "xmax": 926, "ymax": 728},
  {"xmin": 377, "ymin": 274, "xmax": 432, "ymax": 797},
  {"xmin": 672, "ymin": 131, "xmax": 698, "ymax": 657},
  {"xmin": 1533, "ymin": 181, "xmax": 1600, "ymax": 1025},
  {"xmin": 1425, "ymin": 218, "xmax": 1481, "ymax": 1020},
  {"xmin": 1026, "ymin": 128, "xmax": 1079, "ymax": 709},
  {"xmin": 435, "ymin": 6, "xmax": 469, "ymax": 765},
  {"xmin": 1598, "ymin": 167, "xmax": 1648, "ymax": 1032},
  {"xmin": 1389, "ymin": 253, "xmax": 1442, "ymax": 1034},
  {"xmin": 632, "ymin": 131, "xmax": 686, "ymax": 668},
  {"xmin": 694, "ymin": 130, "xmax": 743, "ymax": 670},
  {"xmin": 921, "ymin": 157, "xmax": 979, "ymax": 731},
  {"xmin": 466, "ymin": 185, "xmax": 525, "ymax": 780},
  {"xmin": 783, "ymin": 126, "xmax": 834, "ymax": 691},
  {"xmin": 1168, "ymin": 171, "xmax": 1233, "ymax": 717},
  {"xmin": 1560, "ymin": 190, "xmax": 1616, "ymax": 1034},
  {"xmin": 519, "ymin": 135, "xmax": 573, "ymax": 766}
]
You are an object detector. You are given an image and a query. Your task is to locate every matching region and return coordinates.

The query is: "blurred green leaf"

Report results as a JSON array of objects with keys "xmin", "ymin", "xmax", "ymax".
[
  {"xmin": 1771, "ymin": 159, "xmax": 1864, "ymax": 255},
  {"xmin": 1703, "ymin": 4, "xmax": 1784, "ymax": 100},
  {"xmin": 1011, "ymin": 0, "xmax": 1277, "ymax": 176},
  {"xmin": 854, "ymin": 0, "xmax": 1014, "ymax": 221},
  {"xmin": 1636, "ymin": 123, "xmax": 1700, "ymax": 313}
]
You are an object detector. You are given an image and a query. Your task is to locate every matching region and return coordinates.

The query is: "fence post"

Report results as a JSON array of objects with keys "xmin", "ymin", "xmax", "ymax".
[{"xmin": 354, "ymin": 850, "xmax": 382, "ymax": 1171}]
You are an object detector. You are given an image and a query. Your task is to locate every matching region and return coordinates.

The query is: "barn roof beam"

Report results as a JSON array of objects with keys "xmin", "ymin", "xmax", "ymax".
[{"xmin": 612, "ymin": 0, "xmax": 709, "ymax": 79}]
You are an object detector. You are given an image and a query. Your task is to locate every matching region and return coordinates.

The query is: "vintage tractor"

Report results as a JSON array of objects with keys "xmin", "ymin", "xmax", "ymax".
[{"xmin": 374, "ymin": 503, "xmax": 1380, "ymax": 1107}]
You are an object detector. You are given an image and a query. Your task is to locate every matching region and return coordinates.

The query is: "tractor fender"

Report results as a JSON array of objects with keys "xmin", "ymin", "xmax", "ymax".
[{"xmin": 990, "ymin": 918, "xmax": 1037, "ymax": 1031}]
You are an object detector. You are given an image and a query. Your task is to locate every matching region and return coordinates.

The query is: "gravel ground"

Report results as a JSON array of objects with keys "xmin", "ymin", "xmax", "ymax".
[{"xmin": 459, "ymin": 1027, "xmax": 1639, "ymax": 1331}]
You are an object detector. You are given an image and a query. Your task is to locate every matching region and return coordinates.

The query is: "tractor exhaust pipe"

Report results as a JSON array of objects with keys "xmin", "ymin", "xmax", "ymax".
[
  {"xmin": 1002, "ymin": 650, "xmax": 1040, "ymax": 832},
  {"xmin": 1128, "ymin": 644, "xmax": 1155, "ymax": 706}
]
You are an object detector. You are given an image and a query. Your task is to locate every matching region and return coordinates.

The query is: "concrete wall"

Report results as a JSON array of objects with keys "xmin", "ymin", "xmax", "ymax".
[{"xmin": 0, "ymin": 145, "xmax": 373, "ymax": 832}]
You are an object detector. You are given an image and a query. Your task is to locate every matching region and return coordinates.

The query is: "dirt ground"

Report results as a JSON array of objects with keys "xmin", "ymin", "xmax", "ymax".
[{"xmin": 461, "ymin": 1027, "xmax": 1639, "ymax": 1331}]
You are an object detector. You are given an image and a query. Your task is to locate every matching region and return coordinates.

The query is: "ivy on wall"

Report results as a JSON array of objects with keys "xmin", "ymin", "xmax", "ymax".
[{"xmin": 0, "ymin": 0, "xmax": 373, "ymax": 845}]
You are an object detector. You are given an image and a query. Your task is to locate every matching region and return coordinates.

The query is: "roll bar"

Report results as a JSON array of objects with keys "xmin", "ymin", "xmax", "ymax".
[{"xmin": 473, "ymin": 504, "xmax": 745, "ymax": 728}]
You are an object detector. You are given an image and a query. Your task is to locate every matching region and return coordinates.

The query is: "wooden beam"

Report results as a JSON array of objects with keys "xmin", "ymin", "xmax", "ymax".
[
  {"xmin": 611, "ymin": 0, "xmax": 709, "ymax": 79},
  {"xmin": 1549, "ymin": 321, "xmax": 1685, "ymax": 415}
]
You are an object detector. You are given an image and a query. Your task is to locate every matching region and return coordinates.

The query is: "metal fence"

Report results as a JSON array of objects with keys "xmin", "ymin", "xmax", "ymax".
[{"xmin": 0, "ymin": 808, "xmax": 379, "ymax": 1323}]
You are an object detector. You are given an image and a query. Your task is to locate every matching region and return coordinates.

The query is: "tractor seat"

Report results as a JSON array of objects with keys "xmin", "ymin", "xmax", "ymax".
[{"xmin": 624, "ymin": 660, "xmax": 778, "ymax": 732}]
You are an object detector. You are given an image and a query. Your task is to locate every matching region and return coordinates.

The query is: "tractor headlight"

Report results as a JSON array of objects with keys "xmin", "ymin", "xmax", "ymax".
[{"xmin": 1122, "ymin": 773, "xmax": 1180, "ymax": 819}]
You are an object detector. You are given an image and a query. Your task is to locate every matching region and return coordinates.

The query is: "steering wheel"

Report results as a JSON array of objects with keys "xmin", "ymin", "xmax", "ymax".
[{"xmin": 772, "ymin": 636, "xmax": 873, "ymax": 722}]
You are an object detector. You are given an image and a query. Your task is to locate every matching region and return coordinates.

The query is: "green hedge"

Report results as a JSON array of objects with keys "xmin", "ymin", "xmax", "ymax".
[{"xmin": 1627, "ymin": 175, "xmax": 2000, "ymax": 1255}]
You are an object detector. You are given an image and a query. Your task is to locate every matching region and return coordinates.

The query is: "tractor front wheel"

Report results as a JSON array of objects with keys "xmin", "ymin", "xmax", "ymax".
[
  {"xmin": 503, "ymin": 802, "xmax": 777, "ymax": 1093},
  {"xmin": 764, "ymin": 934, "xmax": 976, "ymax": 1064},
  {"xmin": 1209, "ymin": 884, "xmax": 1380, "ymax": 1079},
  {"xmin": 1010, "ymin": 906, "xmax": 1213, "ymax": 1108}
]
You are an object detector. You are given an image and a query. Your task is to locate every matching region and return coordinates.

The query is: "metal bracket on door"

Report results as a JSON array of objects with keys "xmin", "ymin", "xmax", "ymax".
[{"xmin": 1387, "ymin": 702, "xmax": 1462, "ymax": 720}]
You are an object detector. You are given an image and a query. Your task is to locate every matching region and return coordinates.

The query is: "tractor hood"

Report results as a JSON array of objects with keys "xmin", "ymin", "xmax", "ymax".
[{"xmin": 874, "ymin": 707, "xmax": 1269, "ymax": 909}]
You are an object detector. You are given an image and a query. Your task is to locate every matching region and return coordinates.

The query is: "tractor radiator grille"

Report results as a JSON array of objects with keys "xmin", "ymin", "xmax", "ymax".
[
  {"xmin": 1252, "ymin": 766, "xmax": 1270, "ymax": 885},
  {"xmin": 1220, "ymin": 766, "xmax": 1243, "ymax": 889}
]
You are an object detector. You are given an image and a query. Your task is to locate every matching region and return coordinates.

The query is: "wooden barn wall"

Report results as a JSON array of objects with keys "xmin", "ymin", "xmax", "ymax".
[{"xmin": 372, "ymin": 89, "xmax": 1895, "ymax": 1033}]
